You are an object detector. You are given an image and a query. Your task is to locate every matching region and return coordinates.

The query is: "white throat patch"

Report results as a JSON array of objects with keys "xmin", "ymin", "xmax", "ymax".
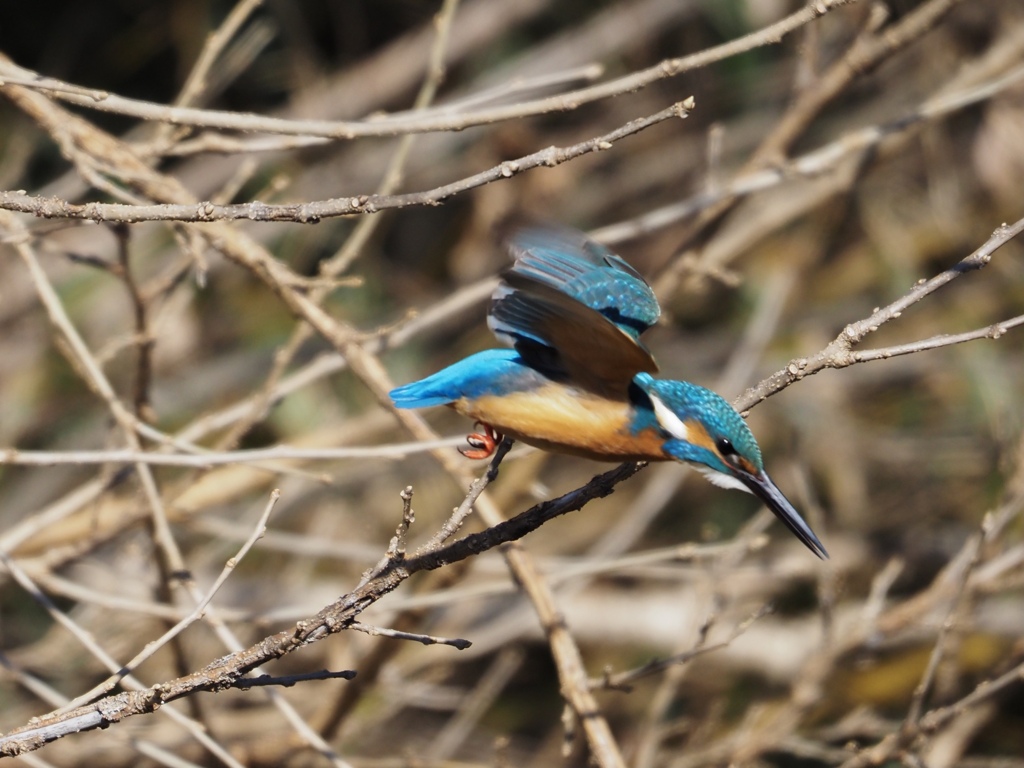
[
  {"xmin": 649, "ymin": 394, "xmax": 689, "ymax": 441},
  {"xmin": 697, "ymin": 466, "xmax": 752, "ymax": 494}
]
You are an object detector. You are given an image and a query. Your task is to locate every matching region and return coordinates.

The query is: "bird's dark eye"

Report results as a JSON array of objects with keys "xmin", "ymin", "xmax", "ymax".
[{"xmin": 716, "ymin": 438, "xmax": 737, "ymax": 457}]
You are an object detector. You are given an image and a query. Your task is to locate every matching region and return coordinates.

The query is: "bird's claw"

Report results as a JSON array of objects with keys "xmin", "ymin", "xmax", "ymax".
[{"xmin": 459, "ymin": 423, "xmax": 503, "ymax": 460}]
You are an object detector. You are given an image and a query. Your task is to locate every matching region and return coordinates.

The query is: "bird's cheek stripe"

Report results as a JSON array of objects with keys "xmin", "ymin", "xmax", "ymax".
[
  {"xmin": 682, "ymin": 420, "xmax": 717, "ymax": 454},
  {"xmin": 737, "ymin": 457, "xmax": 758, "ymax": 476},
  {"xmin": 649, "ymin": 394, "xmax": 688, "ymax": 441}
]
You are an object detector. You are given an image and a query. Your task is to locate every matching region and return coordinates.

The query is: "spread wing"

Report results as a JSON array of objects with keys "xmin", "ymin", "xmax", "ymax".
[{"xmin": 488, "ymin": 225, "xmax": 661, "ymax": 397}]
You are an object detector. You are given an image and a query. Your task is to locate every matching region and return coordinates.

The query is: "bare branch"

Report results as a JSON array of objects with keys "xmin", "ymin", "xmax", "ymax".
[
  {"xmin": 0, "ymin": 100, "xmax": 694, "ymax": 224},
  {"xmin": 0, "ymin": 1, "xmax": 850, "ymax": 139}
]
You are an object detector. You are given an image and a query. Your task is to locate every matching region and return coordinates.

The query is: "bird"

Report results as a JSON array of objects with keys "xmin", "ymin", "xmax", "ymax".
[{"xmin": 389, "ymin": 224, "xmax": 828, "ymax": 559}]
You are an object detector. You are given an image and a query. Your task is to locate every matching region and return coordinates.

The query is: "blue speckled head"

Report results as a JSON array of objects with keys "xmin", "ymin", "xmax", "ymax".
[
  {"xmin": 633, "ymin": 373, "xmax": 762, "ymax": 473},
  {"xmin": 633, "ymin": 372, "xmax": 828, "ymax": 560}
]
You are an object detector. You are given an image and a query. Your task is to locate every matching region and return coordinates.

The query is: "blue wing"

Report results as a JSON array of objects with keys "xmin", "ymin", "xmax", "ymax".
[
  {"xmin": 488, "ymin": 224, "xmax": 660, "ymax": 397},
  {"xmin": 495, "ymin": 224, "xmax": 660, "ymax": 339}
]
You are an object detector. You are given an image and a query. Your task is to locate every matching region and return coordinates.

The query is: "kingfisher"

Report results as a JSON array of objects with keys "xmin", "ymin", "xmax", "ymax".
[{"xmin": 390, "ymin": 225, "xmax": 827, "ymax": 559}]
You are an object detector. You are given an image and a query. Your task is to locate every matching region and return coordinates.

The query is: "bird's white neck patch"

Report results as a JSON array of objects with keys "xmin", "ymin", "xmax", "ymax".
[
  {"xmin": 697, "ymin": 466, "xmax": 751, "ymax": 494},
  {"xmin": 649, "ymin": 394, "xmax": 689, "ymax": 441}
]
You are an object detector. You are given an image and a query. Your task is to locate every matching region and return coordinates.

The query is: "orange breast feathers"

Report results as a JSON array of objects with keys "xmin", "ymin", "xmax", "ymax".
[{"xmin": 453, "ymin": 383, "xmax": 668, "ymax": 462}]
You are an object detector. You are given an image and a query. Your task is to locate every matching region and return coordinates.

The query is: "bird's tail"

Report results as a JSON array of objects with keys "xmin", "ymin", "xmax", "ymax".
[
  {"xmin": 389, "ymin": 377, "xmax": 458, "ymax": 409},
  {"xmin": 389, "ymin": 349, "xmax": 528, "ymax": 409}
]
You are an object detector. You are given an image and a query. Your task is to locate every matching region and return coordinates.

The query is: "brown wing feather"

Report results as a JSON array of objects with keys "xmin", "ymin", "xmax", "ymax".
[{"xmin": 495, "ymin": 274, "xmax": 658, "ymax": 398}]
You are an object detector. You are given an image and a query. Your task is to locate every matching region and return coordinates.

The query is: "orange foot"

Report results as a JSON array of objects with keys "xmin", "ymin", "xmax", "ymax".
[{"xmin": 459, "ymin": 422, "xmax": 504, "ymax": 460}]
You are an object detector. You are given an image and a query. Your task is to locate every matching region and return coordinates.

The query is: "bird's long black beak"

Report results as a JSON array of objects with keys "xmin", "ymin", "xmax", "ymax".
[{"xmin": 740, "ymin": 470, "xmax": 829, "ymax": 559}]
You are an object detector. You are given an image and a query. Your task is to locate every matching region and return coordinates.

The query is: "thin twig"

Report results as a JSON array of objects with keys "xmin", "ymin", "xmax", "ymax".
[
  {"xmin": 594, "ymin": 604, "xmax": 773, "ymax": 691},
  {"xmin": 347, "ymin": 622, "xmax": 472, "ymax": 650},
  {"xmin": 737, "ymin": 216, "xmax": 1024, "ymax": 411},
  {"xmin": 0, "ymin": 551, "xmax": 247, "ymax": 768},
  {"xmin": 0, "ymin": 100, "xmax": 694, "ymax": 224},
  {"xmin": 593, "ymin": 63, "xmax": 1024, "ymax": 246},
  {"xmin": 0, "ymin": 437, "xmax": 469, "ymax": 467},
  {"xmin": 58, "ymin": 490, "xmax": 279, "ymax": 713},
  {"xmin": 0, "ymin": 460, "xmax": 642, "ymax": 756},
  {"xmin": 903, "ymin": 518, "xmax": 991, "ymax": 732},
  {"xmin": 231, "ymin": 670, "xmax": 358, "ymax": 689},
  {"xmin": 0, "ymin": 1, "xmax": 849, "ymax": 138}
]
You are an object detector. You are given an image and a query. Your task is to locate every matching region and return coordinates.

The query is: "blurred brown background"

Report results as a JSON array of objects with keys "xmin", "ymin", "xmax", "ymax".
[{"xmin": 1, "ymin": 1, "xmax": 1024, "ymax": 766}]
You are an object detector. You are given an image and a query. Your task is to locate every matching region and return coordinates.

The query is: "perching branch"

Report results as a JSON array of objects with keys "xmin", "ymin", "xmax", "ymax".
[{"xmin": 0, "ymin": 458, "xmax": 641, "ymax": 756}]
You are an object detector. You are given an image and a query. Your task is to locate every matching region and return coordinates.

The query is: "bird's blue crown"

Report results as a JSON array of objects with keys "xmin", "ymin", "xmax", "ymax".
[{"xmin": 635, "ymin": 374, "xmax": 763, "ymax": 474}]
